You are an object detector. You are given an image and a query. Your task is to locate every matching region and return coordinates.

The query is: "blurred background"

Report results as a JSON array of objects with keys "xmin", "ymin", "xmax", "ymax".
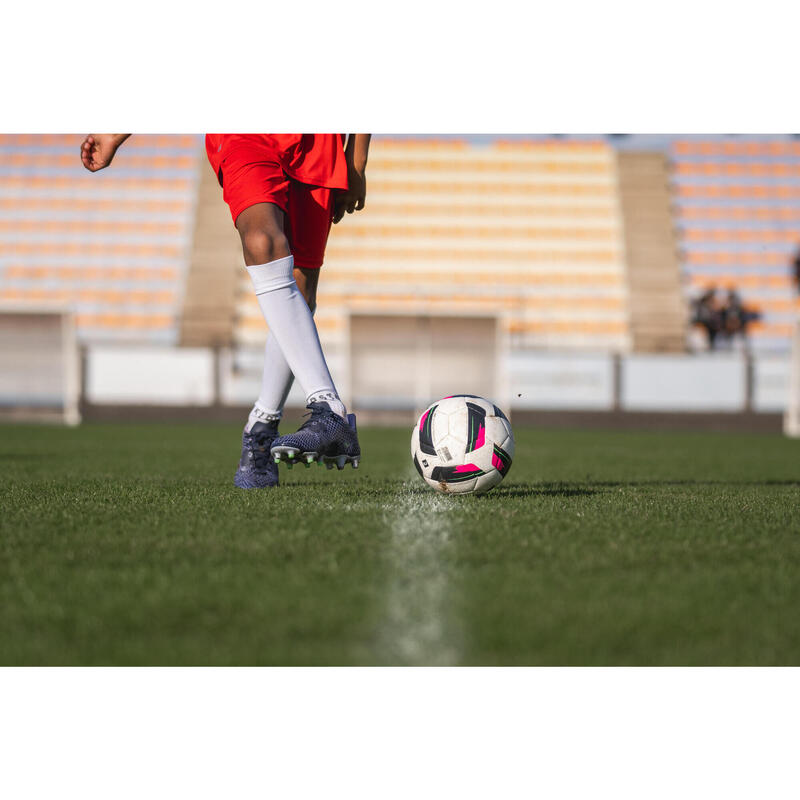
[{"xmin": 1, "ymin": 133, "xmax": 799, "ymax": 433}]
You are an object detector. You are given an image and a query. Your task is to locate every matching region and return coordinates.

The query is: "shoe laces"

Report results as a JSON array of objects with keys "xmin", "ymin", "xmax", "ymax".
[
  {"xmin": 297, "ymin": 402, "xmax": 335, "ymax": 433},
  {"xmin": 247, "ymin": 428, "xmax": 275, "ymax": 469}
]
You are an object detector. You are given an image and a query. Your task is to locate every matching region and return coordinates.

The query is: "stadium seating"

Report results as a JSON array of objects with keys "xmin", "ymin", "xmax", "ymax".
[
  {"xmin": 6, "ymin": 134, "xmax": 798, "ymax": 359},
  {"xmin": 671, "ymin": 138, "xmax": 800, "ymax": 351},
  {"xmin": 233, "ymin": 137, "xmax": 633, "ymax": 353},
  {"xmin": 0, "ymin": 134, "xmax": 202, "ymax": 344}
]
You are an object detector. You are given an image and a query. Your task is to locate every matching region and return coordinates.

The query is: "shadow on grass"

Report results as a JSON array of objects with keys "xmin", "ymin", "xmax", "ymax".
[
  {"xmin": 489, "ymin": 483, "xmax": 603, "ymax": 499},
  {"xmin": 585, "ymin": 479, "xmax": 800, "ymax": 488},
  {"xmin": 486, "ymin": 477, "xmax": 800, "ymax": 499}
]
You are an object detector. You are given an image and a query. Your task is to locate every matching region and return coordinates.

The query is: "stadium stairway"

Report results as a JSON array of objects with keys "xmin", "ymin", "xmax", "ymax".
[
  {"xmin": 179, "ymin": 154, "xmax": 240, "ymax": 347},
  {"xmin": 616, "ymin": 151, "xmax": 687, "ymax": 352}
]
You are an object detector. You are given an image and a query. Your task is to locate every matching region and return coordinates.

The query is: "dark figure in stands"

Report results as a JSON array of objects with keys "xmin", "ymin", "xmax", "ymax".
[
  {"xmin": 722, "ymin": 289, "xmax": 760, "ymax": 342},
  {"xmin": 692, "ymin": 288, "xmax": 723, "ymax": 348}
]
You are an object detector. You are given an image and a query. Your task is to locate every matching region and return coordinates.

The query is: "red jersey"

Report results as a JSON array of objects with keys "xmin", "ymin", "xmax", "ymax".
[{"xmin": 205, "ymin": 134, "xmax": 348, "ymax": 190}]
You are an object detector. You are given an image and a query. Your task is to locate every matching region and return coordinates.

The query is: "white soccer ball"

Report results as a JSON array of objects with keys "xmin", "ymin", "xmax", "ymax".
[{"xmin": 410, "ymin": 395, "xmax": 514, "ymax": 495}]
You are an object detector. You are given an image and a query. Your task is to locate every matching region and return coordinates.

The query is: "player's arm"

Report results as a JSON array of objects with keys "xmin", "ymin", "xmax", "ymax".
[
  {"xmin": 333, "ymin": 134, "xmax": 371, "ymax": 224},
  {"xmin": 80, "ymin": 134, "xmax": 131, "ymax": 172}
]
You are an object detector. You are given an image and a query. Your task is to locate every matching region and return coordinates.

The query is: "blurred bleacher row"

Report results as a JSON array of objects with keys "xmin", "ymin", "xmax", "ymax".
[
  {"xmin": 0, "ymin": 134, "xmax": 199, "ymax": 343},
  {"xmin": 1, "ymin": 133, "xmax": 799, "ymax": 356}
]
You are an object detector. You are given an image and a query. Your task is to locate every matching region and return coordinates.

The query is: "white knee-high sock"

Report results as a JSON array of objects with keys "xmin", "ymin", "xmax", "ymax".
[
  {"xmin": 246, "ymin": 255, "xmax": 346, "ymax": 418},
  {"xmin": 245, "ymin": 309, "xmax": 317, "ymax": 431},
  {"xmin": 246, "ymin": 330, "xmax": 293, "ymax": 431}
]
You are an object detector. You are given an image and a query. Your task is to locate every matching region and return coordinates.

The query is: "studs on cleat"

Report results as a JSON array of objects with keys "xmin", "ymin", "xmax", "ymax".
[
  {"xmin": 271, "ymin": 446, "xmax": 305, "ymax": 468},
  {"xmin": 273, "ymin": 444, "xmax": 359, "ymax": 473}
]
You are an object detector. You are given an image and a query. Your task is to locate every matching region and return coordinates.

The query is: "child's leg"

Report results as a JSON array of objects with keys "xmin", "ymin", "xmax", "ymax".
[
  {"xmin": 249, "ymin": 267, "xmax": 320, "ymax": 430},
  {"xmin": 267, "ymin": 182, "xmax": 360, "ymax": 468},
  {"xmin": 237, "ymin": 202, "xmax": 346, "ymax": 418},
  {"xmin": 215, "ymin": 140, "xmax": 348, "ymax": 485}
]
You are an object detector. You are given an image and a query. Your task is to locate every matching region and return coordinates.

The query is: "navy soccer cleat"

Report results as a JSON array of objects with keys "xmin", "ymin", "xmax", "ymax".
[
  {"xmin": 234, "ymin": 420, "xmax": 280, "ymax": 489},
  {"xmin": 270, "ymin": 402, "xmax": 360, "ymax": 470}
]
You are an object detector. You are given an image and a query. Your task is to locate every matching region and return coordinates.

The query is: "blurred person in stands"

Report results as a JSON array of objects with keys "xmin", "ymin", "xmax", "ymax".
[
  {"xmin": 720, "ymin": 289, "xmax": 760, "ymax": 350},
  {"xmin": 691, "ymin": 286, "xmax": 760, "ymax": 350},
  {"xmin": 691, "ymin": 287, "xmax": 723, "ymax": 349},
  {"xmin": 793, "ymin": 246, "xmax": 800, "ymax": 290},
  {"xmin": 80, "ymin": 133, "xmax": 370, "ymax": 488}
]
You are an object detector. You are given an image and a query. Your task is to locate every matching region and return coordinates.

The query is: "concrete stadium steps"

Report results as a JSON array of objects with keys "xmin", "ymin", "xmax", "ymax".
[
  {"xmin": 179, "ymin": 154, "xmax": 240, "ymax": 347},
  {"xmin": 616, "ymin": 151, "xmax": 687, "ymax": 353},
  {"xmin": 671, "ymin": 137, "xmax": 800, "ymax": 353},
  {"xmin": 0, "ymin": 134, "xmax": 202, "ymax": 344},
  {"xmin": 361, "ymin": 194, "xmax": 620, "ymax": 213},
  {"xmin": 331, "ymin": 217, "xmax": 621, "ymax": 236}
]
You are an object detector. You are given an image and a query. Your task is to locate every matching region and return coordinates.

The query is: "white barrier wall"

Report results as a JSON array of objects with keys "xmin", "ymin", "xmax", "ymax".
[
  {"xmin": 0, "ymin": 307, "xmax": 81, "ymax": 424},
  {"xmin": 621, "ymin": 354, "xmax": 747, "ymax": 412},
  {"xmin": 82, "ymin": 345, "xmax": 792, "ymax": 415},
  {"xmin": 87, "ymin": 346, "xmax": 215, "ymax": 406},
  {"xmin": 753, "ymin": 356, "xmax": 791, "ymax": 413},
  {"xmin": 509, "ymin": 352, "xmax": 615, "ymax": 411}
]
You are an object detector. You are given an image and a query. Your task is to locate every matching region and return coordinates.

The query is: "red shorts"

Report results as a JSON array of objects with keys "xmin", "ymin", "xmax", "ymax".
[{"xmin": 209, "ymin": 134, "xmax": 346, "ymax": 270}]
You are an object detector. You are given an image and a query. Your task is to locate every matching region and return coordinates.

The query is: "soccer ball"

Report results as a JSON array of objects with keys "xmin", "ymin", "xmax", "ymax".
[{"xmin": 410, "ymin": 395, "xmax": 514, "ymax": 495}]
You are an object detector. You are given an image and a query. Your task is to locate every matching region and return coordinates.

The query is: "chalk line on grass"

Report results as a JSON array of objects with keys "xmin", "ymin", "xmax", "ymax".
[{"xmin": 377, "ymin": 480, "xmax": 462, "ymax": 665}]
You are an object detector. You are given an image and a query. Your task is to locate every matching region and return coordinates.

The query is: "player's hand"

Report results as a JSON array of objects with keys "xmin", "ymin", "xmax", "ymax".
[
  {"xmin": 80, "ymin": 134, "xmax": 129, "ymax": 172},
  {"xmin": 332, "ymin": 166, "xmax": 366, "ymax": 224}
]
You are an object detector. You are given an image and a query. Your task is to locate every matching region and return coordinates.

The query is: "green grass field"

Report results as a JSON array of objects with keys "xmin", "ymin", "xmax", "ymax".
[{"xmin": 1, "ymin": 422, "xmax": 799, "ymax": 665}]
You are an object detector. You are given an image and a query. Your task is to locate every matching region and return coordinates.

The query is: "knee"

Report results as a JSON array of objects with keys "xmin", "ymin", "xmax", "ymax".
[{"xmin": 240, "ymin": 229, "xmax": 291, "ymax": 266}]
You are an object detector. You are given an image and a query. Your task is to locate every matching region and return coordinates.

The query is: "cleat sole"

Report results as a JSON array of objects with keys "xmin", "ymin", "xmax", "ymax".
[
  {"xmin": 270, "ymin": 445, "xmax": 302, "ymax": 467},
  {"xmin": 271, "ymin": 444, "xmax": 361, "ymax": 472},
  {"xmin": 317, "ymin": 453, "xmax": 362, "ymax": 470}
]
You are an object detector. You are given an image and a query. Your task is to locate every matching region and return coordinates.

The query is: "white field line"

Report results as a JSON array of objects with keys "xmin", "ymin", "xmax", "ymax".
[{"xmin": 378, "ymin": 479, "xmax": 462, "ymax": 666}]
